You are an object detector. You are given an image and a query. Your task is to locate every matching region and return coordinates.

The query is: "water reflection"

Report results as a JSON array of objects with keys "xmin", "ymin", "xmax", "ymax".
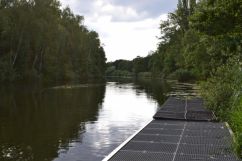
[
  {"xmin": 54, "ymin": 81, "xmax": 161, "ymax": 161},
  {"xmin": 107, "ymin": 78, "xmax": 171, "ymax": 106},
  {"xmin": 0, "ymin": 84, "xmax": 105, "ymax": 161},
  {"xmin": 0, "ymin": 79, "xmax": 195, "ymax": 161}
]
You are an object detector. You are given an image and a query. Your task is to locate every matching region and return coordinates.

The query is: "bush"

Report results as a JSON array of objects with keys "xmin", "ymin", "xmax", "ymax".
[
  {"xmin": 137, "ymin": 72, "xmax": 152, "ymax": 78},
  {"xmin": 230, "ymin": 97, "xmax": 242, "ymax": 157},
  {"xmin": 200, "ymin": 63, "xmax": 242, "ymax": 118},
  {"xmin": 105, "ymin": 67, "xmax": 133, "ymax": 77},
  {"xmin": 200, "ymin": 63, "xmax": 242, "ymax": 157},
  {"xmin": 174, "ymin": 69, "xmax": 196, "ymax": 82},
  {"xmin": 105, "ymin": 66, "xmax": 116, "ymax": 76}
]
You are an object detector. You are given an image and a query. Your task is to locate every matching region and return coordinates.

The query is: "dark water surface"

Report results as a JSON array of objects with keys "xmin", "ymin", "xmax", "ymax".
[{"xmin": 0, "ymin": 79, "xmax": 196, "ymax": 161}]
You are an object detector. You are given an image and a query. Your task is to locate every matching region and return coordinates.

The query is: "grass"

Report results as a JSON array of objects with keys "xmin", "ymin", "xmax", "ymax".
[
  {"xmin": 228, "ymin": 99, "xmax": 242, "ymax": 157},
  {"xmin": 199, "ymin": 63, "xmax": 242, "ymax": 158}
]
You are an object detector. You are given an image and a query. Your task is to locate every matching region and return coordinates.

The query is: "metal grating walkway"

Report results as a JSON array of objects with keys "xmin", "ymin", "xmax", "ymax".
[
  {"xmin": 103, "ymin": 97, "xmax": 241, "ymax": 161},
  {"xmin": 153, "ymin": 97, "xmax": 215, "ymax": 121}
]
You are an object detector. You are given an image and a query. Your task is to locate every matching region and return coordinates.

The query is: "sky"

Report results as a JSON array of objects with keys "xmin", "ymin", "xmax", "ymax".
[{"xmin": 59, "ymin": 0, "xmax": 178, "ymax": 61}]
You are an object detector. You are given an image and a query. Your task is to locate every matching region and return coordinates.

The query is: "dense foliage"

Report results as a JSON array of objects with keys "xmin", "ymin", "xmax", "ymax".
[
  {"xmin": 106, "ymin": 59, "xmax": 134, "ymax": 77},
  {"xmin": 157, "ymin": 0, "xmax": 242, "ymax": 156},
  {"xmin": 0, "ymin": 0, "xmax": 106, "ymax": 82},
  {"xmin": 106, "ymin": 55, "xmax": 161, "ymax": 78},
  {"xmin": 200, "ymin": 63, "xmax": 242, "ymax": 156}
]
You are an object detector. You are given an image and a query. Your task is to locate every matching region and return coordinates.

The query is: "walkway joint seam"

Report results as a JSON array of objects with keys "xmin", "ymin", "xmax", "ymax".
[{"xmin": 172, "ymin": 122, "xmax": 187, "ymax": 161}]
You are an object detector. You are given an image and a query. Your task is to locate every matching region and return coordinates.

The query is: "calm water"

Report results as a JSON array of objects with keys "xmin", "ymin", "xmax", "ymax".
[{"xmin": 0, "ymin": 79, "xmax": 196, "ymax": 161}]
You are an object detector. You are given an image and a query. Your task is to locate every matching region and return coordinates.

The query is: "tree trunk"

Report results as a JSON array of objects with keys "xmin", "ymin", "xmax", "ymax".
[
  {"xmin": 38, "ymin": 47, "xmax": 44, "ymax": 74},
  {"xmin": 12, "ymin": 31, "xmax": 24, "ymax": 67}
]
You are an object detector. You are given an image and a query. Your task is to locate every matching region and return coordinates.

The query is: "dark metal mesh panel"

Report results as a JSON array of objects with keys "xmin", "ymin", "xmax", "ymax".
[
  {"xmin": 153, "ymin": 97, "xmax": 215, "ymax": 121},
  {"xmin": 177, "ymin": 144, "xmax": 234, "ymax": 155},
  {"xmin": 109, "ymin": 150, "xmax": 173, "ymax": 161},
  {"xmin": 183, "ymin": 129, "xmax": 230, "ymax": 137},
  {"xmin": 174, "ymin": 154, "xmax": 240, "ymax": 161},
  {"xmin": 156, "ymin": 97, "xmax": 185, "ymax": 113},
  {"xmin": 186, "ymin": 111, "xmax": 214, "ymax": 121},
  {"xmin": 146, "ymin": 123, "xmax": 184, "ymax": 129},
  {"xmin": 181, "ymin": 136, "xmax": 231, "ymax": 146},
  {"xmin": 186, "ymin": 98, "xmax": 215, "ymax": 121},
  {"xmin": 132, "ymin": 134, "xmax": 180, "ymax": 143},
  {"xmin": 151, "ymin": 120, "xmax": 184, "ymax": 125},
  {"xmin": 186, "ymin": 122, "xmax": 224, "ymax": 129},
  {"xmin": 107, "ymin": 121, "xmax": 239, "ymax": 161},
  {"xmin": 122, "ymin": 141, "xmax": 177, "ymax": 153},
  {"xmin": 140, "ymin": 128, "xmax": 182, "ymax": 136},
  {"xmin": 154, "ymin": 112, "xmax": 185, "ymax": 120}
]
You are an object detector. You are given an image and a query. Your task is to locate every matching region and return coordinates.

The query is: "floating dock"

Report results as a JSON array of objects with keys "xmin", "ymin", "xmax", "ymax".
[{"xmin": 103, "ymin": 97, "xmax": 241, "ymax": 161}]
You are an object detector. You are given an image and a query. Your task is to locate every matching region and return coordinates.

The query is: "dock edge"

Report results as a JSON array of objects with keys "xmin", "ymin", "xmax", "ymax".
[{"xmin": 102, "ymin": 120, "xmax": 153, "ymax": 161}]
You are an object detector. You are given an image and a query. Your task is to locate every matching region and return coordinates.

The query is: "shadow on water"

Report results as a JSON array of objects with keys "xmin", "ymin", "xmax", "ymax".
[
  {"xmin": 133, "ymin": 79, "xmax": 172, "ymax": 105},
  {"xmin": 0, "ymin": 83, "xmax": 106, "ymax": 161},
  {"xmin": 106, "ymin": 77, "xmax": 198, "ymax": 103},
  {"xmin": 106, "ymin": 77, "xmax": 172, "ymax": 106}
]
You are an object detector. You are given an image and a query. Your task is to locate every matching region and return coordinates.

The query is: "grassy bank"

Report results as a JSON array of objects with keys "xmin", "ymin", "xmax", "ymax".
[{"xmin": 230, "ymin": 103, "xmax": 242, "ymax": 157}]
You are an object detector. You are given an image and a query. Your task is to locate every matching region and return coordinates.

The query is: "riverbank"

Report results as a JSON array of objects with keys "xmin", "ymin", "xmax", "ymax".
[
  {"xmin": 199, "ymin": 65, "xmax": 242, "ymax": 158},
  {"xmin": 204, "ymin": 98, "xmax": 242, "ymax": 158}
]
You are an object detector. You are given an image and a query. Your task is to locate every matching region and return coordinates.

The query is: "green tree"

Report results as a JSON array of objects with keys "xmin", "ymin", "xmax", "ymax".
[{"xmin": 0, "ymin": 0, "xmax": 106, "ymax": 82}]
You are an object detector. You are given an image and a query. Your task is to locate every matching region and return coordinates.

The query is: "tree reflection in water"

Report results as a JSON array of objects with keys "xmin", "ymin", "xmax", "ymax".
[{"xmin": 0, "ymin": 84, "xmax": 106, "ymax": 161}]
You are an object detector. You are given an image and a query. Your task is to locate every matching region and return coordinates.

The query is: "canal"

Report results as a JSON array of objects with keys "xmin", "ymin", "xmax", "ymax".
[{"xmin": 0, "ymin": 79, "xmax": 197, "ymax": 161}]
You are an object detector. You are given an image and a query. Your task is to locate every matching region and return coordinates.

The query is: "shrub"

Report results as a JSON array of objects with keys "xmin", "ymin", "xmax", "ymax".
[
  {"xmin": 174, "ymin": 69, "xmax": 196, "ymax": 82},
  {"xmin": 200, "ymin": 62, "xmax": 242, "ymax": 157},
  {"xmin": 138, "ymin": 72, "xmax": 152, "ymax": 78},
  {"xmin": 200, "ymin": 63, "xmax": 242, "ymax": 118},
  {"xmin": 230, "ymin": 97, "xmax": 242, "ymax": 157}
]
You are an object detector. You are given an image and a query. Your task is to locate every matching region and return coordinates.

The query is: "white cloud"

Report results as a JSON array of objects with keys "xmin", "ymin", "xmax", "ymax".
[
  {"xmin": 86, "ymin": 15, "xmax": 167, "ymax": 61},
  {"xmin": 59, "ymin": 0, "xmax": 174, "ymax": 61}
]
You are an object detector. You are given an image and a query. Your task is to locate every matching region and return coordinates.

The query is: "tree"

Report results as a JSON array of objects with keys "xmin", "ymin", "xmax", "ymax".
[{"xmin": 0, "ymin": 0, "xmax": 106, "ymax": 82}]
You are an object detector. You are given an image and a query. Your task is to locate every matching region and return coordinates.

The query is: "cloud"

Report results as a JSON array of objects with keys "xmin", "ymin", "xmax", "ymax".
[
  {"xmin": 111, "ymin": 0, "xmax": 177, "ymax": 18},
  {"xmin": 61, "ymin": 0, "xmax": 177, "ymax": 22},
  {"xmin": 59, "ymin": 0, "xmax": 177, "ymax": 61},
  {"xmin": 86, "ymin": 15, "xmax": 167, "ymax": 61}
]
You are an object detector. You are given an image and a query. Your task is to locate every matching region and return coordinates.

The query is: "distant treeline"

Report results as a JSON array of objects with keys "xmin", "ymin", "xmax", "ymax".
[
  {"xmin": 106, "ymin": 55, "xmax": 155, "ymax": 78},
  {"xmin": 0, "ymin": 0, "xmax": 106, "ymax": 82}
]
